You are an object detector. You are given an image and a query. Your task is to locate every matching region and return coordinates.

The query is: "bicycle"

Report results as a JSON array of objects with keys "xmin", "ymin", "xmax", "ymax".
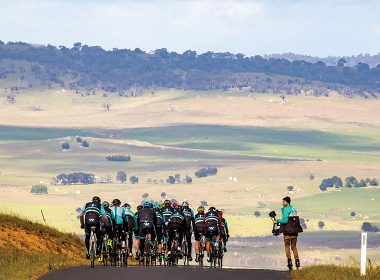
[
  {"xmin": 112, "ymin": 233, "xmax": 128, "ymax": 267},
  {"xmin": 198, "ymin": 233, "xmax": 206, "ymax": 267},
  {"xmin": 139, "ymin": 230, "xmax": 156, "ymax": 267},
  {"xmin": 100, "ymin": 231, "xmax": 112, "ymax": 266},
  {"xmin": 182, "ymin": 236, "xmax": 189, "ymax": 266},
  {"xmin": 89, "ymin": 226, "xmax": 97, "ymax": 268},
  {"xmin": 210, "ymin": 236, "xmax": 223, "ymax": 268},
  {"xmin": 168, "ymin": 228, "xmax": 181, "ymax": 266}
]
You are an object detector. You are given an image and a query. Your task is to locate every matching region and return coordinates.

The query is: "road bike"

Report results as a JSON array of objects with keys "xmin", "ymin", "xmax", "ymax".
[
  {"xmin": 198, "ymin": 233, "xmax": 206, "ymax": 267},
  {"xmin": 168, "ymin": 228, "xmax": 182, "ymax": 266},
  {"xmin": 89, "ymin": 226, "xmax": 97, "ymax": 268},
  {"xmin": 210, "ymin": 235, "xmax": 223, "ymax": 268},
  {"xmin": 100, "ymin": 231, "xmax": 112, "ymax": 266}
]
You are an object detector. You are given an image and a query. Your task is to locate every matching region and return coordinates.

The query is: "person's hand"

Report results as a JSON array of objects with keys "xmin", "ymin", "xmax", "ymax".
[{"xmin": 80, "ymin": 224, "xmax": 84, "ymax": 229}]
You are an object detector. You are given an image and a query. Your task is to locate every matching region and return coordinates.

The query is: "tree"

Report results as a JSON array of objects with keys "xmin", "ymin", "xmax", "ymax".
[
  {"xmin": 142, "ymin": 193, "xmax": 149, "ymax": 199},
  {"xmin": 6, "ymin": 93, "xmax": 16, "ymax": 104},
  {"xmin": 257, "ymin": 201, "xmax": 266, "ymax": 208},
  {"xmin": 351, "ymin": 211, "xmax": 356, "ymax": 217},
  {"xmin": 200, "ymin": 200, "xmax": 208, "ymax": 207},
  {"xmin": 75, "ymin": 136, "xmax": 83, "ymax": 143},
  {"xmin": 81, "ymin": 140, "xmax": 90, "ymax": 148},
  {"xmin": 116, "ymin": 171, "xmax": 127, "ymax": 183},
  {"xmin": 184, "ymin": 175, "xmax": 192, "ymax": 184},
  {"xmin": 167, "ymin": 176, "xmax": 176, "ymax": 184},
  {"xmin": 106, "ymin": 155, "xmax": 131, "ymax": 162},
  {"xmin": 31, "ymin": 184, "xmax": 48, "ymax": 194},
  {"xmin": 254, "ymin": 211, "xmax": 261, "ymax": 217},
  {"xmin": 318, "ymin": 221, "xmax": 325, "ymax": 229},
  {"xmin": 161, "ymin": 192, "xmax": 166, "ymax": 199},
  {"xmin": 147, "ymin": 178, "xmax": 153, "ymax": 184},
  {"xmin": 61, "ymin": 142, "xmax": 70, "ymax": 150},
  {"xmin": 309, "ymin": 174, "xmax": 315, "ymax": 180},
  {"xmin": 362, "ymin": 222, "xmax": 379, "ymax": 232},
  {"xmin": 345, "ymin": 176, "xmax": 358, "ymax": 188},
  {"xmin": 130, "ymin": 176, "xmax": 139, "ymax": 184},
  {"xmin": 337, "ymin": 58, "xmax": 347, "ymax": 67},
  {"xmin": 287, "ymin": 186, "xmax": 294, "ymax": 192},
  {"xmin": 369, "ymin": 178, "xmax": 378, "ymax": 186},
  {"xmin": 102, "ymin": 103, "xmax": 111, "ymax": 111},
  {"xmin": 357, "ymin": 179, "xmax": 367, "ymax": 188},
  {"xmin": 174, "ymin": 174, "xmax": 181, "ymax": 183}
]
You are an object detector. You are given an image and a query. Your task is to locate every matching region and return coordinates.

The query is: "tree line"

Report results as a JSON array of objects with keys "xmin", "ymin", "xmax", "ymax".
[
  {"xmin": 319, "ymin": 176, "xmax": 378, "ymax": 191},
  {"xmin": 0, "ymin": 41, "xmax": 379, "ymax": 97}
]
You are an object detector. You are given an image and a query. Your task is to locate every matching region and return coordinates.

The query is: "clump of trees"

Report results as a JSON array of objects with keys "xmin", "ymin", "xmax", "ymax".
[
  {"xmin": 195, "ymin": 167, "xmax": 218, "ymax": 178},
  {"xmin": 166, "ymin": 174, "xmax": 192, "ymax": 184},
  {"xmin": 254, "ymin": 211, "xmax": 261, "ymax": 218},
  {"xmin": 75, "ymin": 136, "xmax": 83, "ymax": 143},
  {"xmin": 53, "ymin": 172, "xmax": 96, "ymax": 185},
  {"xmin": 362, "ymin": 222, "xmax": 379, "ymax": 232},
  {"xmin": 319, "ymin": 176, "xmax": 378, "ymax": 191},
  {"xmin": 116, "ymin": 171, "xmax": 127, "ymax": 183},
  {"xmin": 106, "ymin": 155, "xmax": 131, "ymax": 162},
  {"xmin": 31, "ymin": 184, "xmax": 48, "ymax": 194},
  {"xmin": 287, "ymin": 186, "xmax": 294, "ymax": 192},
  {"xmin": 318, "ymin": 221, "xmax": 325, "ymax": 229}
]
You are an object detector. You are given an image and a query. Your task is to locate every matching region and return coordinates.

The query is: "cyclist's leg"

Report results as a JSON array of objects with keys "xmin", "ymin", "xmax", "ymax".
[
  {"xmin": 128, "ymin": 228, "xmax": 133, "ymax": 254},
  {"xmin": 194, "ymin": 230, "xmax": 201, "ymax": 261},
  {"xmin": 156, "ymin": 226, "xmax": 163, "ymax": 254},
  {"xmin": 84, "ymin": 225, "xmax": 91, "ymax": 258},
  {"xmin": 167, "ymin": 225, "xmax": 174, "ymax": 252},
  {"xmin": 96, "ymin": 225, "xmax": 102, "ymax": 255}
]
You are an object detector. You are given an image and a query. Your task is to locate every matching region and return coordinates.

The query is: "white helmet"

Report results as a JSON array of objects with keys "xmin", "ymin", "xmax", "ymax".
[{"xmin": 182, "ymin": 201, "xmax": 189, "ymax": 207}]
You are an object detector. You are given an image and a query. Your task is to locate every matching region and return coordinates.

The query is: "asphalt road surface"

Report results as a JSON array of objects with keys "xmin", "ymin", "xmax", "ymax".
[{"xmin": 40, "ymin": 266, "xmax": 290, "ymax": 280}]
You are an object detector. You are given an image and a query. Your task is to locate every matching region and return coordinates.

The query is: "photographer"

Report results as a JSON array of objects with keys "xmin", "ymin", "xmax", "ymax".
[{"xmin": 276, "ymin": 196, "xmax": 302, "ymax": 270}]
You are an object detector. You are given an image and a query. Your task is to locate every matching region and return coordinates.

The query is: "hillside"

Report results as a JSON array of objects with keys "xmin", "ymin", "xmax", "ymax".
[
  {"xmin": 0, "ymin": 213, "xmax": 85, "ymax": 280},
  {"xmin": 1, "ymin": 41, "xmax": 380, "ymax": 97}
]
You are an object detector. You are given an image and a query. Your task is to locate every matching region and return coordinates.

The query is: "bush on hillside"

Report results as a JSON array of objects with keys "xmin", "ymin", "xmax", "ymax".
[
  {"xmin": 195, "ymin": 167, "xmax": 218, "ymax": 178},
  {"xmin": 116, "ymin": 171, "xmax": 127, "ymax": 183},
  {"xmin": 106, "ymin": 155, "xmax": 131, "ymax": 162},
  {"xmin": 81, "ymin": 140, "xmax": 90, "ymax": 148},
  {"xmin": 362, "ymin": 222, "xmax": 379, "ymax": 232},
  {"xmin": 61, "ymin": 142, "xmax": 70, "ymax": 151},
  {"xmin": 31, "ymin": 184, "xmax": 48, "ymax": 195},
  {"xmin": 55, "ymin": 172, "xmax": 95, "ymax": 185},
  {"xmin": 129, "ymin": 176, "xmax": 138, "ymax": 184}
]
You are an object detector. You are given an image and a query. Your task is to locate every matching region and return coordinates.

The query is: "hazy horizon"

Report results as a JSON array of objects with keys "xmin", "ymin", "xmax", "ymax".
[{"xmin": 0, "ymin": 0, "xmax": 379, "ymax": 57}]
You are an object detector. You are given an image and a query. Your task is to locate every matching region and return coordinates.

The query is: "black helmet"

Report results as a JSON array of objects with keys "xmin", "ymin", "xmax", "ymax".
[
  {"xmin": 123, "ymin": 203, "xmax": 131, "ymax": 209},
  {"xmin": 137, "ymin": 205, "xmax": 143, "ymax": 211},
  {"xmin": 208, "ymin": 206, "xmax": 216, "ymax": 212},
  {"xmin": 112, "ymin": 198, "xmax": 121, "ymax": 205},
  {"xmin": 92, "ymin": 196, "xmax": 101, "ymax": 203},
  {"xmin": 102, "ymin": 201, "xmax": 110, "ymax": 208},
  {"xmin": 164, "ymin": 199, "xmax": 171, "ymax": 206}
]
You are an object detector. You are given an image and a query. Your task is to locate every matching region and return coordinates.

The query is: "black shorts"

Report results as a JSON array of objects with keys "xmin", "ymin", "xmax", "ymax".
[
  {"xmin": 205, "ymin": 225, "xmax": 219, "ymax": 241},
  {"xmin": 156, "ymin": 226, "xmax": 164, "ymax": 244},
  {"xmin": 194, "ymin": 228, "xmax": 205, "ymax": 241},
  {"xmin": 138, "ymin": 222, "xmax": 156, "ymax": 240}
]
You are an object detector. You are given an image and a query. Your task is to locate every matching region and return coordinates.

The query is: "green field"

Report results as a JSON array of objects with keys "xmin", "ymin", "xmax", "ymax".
[{"xmin": 0, "ymin": 88, "xmax": 379, "ymax": 268}]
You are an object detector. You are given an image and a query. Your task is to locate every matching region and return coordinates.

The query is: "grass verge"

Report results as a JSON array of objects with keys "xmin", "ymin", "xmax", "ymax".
[{"xmin": 292, "ymin": 265, "xmax": 380, "ymax": 280}]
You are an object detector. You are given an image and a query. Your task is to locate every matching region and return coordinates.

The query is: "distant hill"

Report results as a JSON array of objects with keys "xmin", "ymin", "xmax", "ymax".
[{"xmin": 1, "ymin": 41, "xmax": 379, "ymax": 98}]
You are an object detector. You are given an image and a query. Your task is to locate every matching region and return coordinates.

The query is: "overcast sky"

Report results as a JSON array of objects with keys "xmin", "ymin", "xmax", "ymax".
[{"xmin": 0, "ymin": 0, "xmax": 379, "ymax": 56}]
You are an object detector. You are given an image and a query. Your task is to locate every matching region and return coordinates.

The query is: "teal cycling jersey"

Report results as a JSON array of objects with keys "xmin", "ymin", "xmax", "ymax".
[
  {"xmin": 110, "ymin": 206, "xmax": 127, "ymax": 225},
  {"xmin": 182, "ymin": 207, "xmax": 195, "ymax": 219}
]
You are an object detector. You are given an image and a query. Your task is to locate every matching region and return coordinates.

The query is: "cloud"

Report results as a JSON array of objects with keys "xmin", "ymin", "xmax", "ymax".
[{"xmin": 0, "ymin": 0, "xmax": 379, "ymax": 56}]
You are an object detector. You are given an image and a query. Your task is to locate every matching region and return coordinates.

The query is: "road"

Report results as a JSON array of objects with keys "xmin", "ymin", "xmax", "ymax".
[{"xmin": 40, "ymin": 266, "xmax": 290, "ymax": 280}]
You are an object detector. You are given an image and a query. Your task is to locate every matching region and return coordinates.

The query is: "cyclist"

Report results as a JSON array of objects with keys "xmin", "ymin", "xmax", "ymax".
[
  {"xmin": 204, "ymin": 206, "xmax": 223, "ymax": 262},
  {"xmin": 154, "ymin": 202, "xmax": 166, "ymax": 262},
  {"xmin": 194, "ymin": 206, "xmax": 206, "ymax": 262},
  {"xmin": 133, "ymin": 205, "xmax": 143, "ymax": 259},
  {"xmin": 80, "ymin": 196, "xmax": 106, "ymax": 259},
  {"xmin": 123, "ymin": 203, "xmax": 136, "ymax": 257},
  {"xmin": 110, "ymin": 199, "xmax": 128, "ymax": 251},
  {"xmin": 218, "ymin": 210, "xmax": 230, "ymax": 252},
  {"xmin": 166, "ymin": 203, "xmax": 186, "ymax": 256},
  {"xmin": 162, "ymin": 199, "xmax": 174, "ymax": 224},
  {"xmin": 98, "ymin": 201, "xmax": 114, "ymax": 262},
  {"xmin": 136, "ymin": 201, "xmax": 157, "ymax": 256},
  {"xmin": 182, "ymin": 201, "xmax": 195, "ymax": 261}
]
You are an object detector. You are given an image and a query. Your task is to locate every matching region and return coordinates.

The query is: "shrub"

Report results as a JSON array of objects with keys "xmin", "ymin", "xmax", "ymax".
[
  {"xmin": 195, "ymin": 166, "xmax": 218, "ymax": 178},
  {"xmin": 130, "ymin": 176, "xmax": 139, "ymax": 184},
  {"xmin": 362, "ymin": 222, "xmax": 379, "ymax": 232},
  {"xmin": 309, "ymin": 174, "xmax": 315, "ymax": 180},
  {"xmin": 147, "ymin": 178, "xmax": 152, "ymax": 184},
  {"xmin": 350, "ymin": 211, "xmax": 356, "ymax": 217},
  {"xmin": 184, "ymin": 175, "xmax": 193, "ymax": 184},
  {"xmin": 287, "ymin": 186, "xmax": 294, "ymax": 192},
  {"xmin": 81, "ymin": 140, "xmax": 90, "ymax": 148},
  {"xmin": 369, "ymin": 178, "xmax": 378, "ymax": 186},
  {"xmin": 254, "ymin": 211, "xmax": 261, "ymax": 217},
  {"xmin": 31, "ymin": 184, "xmax": 48, "ymax": 194},
  {"xmin": 105, "ymin": 155, "xmax": 131, "ymax": 162},
  {"xmin": 75, "ymin": 136, "xmax": 83, "ymax": 143},
  {"xmin": 257, "ymin": 201, "xmax": 266, "ymax": 208},
  {"xmin": 345, "ymin": 176, "xmax": 358, "ymax": 188},
  {"xmin": 318, "ymin": 221, "xmax": 325, "ymax": 229},
  {"xmin": 55, "ymin": 172, "xmax": 95, "ymax": 185},
  {"xmin": 160, "ymin": 192, "xmax": 166, "ymax": 198},
  {"xmin": 116, "ymin": 171, "xmax": 127, "ymax": 183},
  {"xmin": 200, "ymin": 200, "xmax": 208, "ymax": 207},
  {"xmin": 61, "ymin": 142, "xmax": 70, "ymax": 150},
  {"xmin": 142, "ymin": 193, "xmax": 149, "ymax": 199}
]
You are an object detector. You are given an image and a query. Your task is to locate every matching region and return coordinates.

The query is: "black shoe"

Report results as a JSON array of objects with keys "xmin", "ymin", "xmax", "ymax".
[
  {"xmin": 188, "ymin": 255, "xmax": 193, "ymax": 262},
  {"xmin": 86, "ymin": 254, "xmax": 90, "ymax": 259},
  {"xmin": 295, "ymin": 258, "xmax": 300, "ymax": 269},
  {"xmin": 223, "ymin": 247, "xmax": 227, "ymax": 252},
  {"xmin": 287, "ymin": 258, "xmax": 293, "ymax": 271},
  {"xmin": 195, "ymin": 254, "xmax": 199, "ymax": 262}
]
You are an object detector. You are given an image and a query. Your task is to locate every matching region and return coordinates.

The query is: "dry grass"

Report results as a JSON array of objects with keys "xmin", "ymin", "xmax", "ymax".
[
  {"xmin": 292, "ymin": 265, "xmax": 380, "ymax": 280},
  {"xmin": 0, "ymin": 213, "xmax": 86, "ymax": 280}
]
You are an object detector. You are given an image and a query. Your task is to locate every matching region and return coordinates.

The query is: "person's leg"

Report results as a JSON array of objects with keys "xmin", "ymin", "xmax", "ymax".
[
  {"xmin": 84, "ymin": 226, "xmax": 91, "ymax": 257},
  {"xmin": 186, "ymin": 230, "xmax": 192, "ymax": 259},
  {"xmin": 128, "ymin": 229, "xmax": 133, "ymax": 255},
  {"xmin": 167, "ymin": 226, "xmax": 174, "ymax": 252},
  {"xmin": 284, "ymin": 235, "xmax": 293, "ymax": 270},
  {"xmin": 291, "ymin": 236, "xmax": 299, "ymax": 259}
]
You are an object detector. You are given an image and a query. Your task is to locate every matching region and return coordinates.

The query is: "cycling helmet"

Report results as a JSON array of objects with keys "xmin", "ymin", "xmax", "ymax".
[
  {"xmin": 92, "ymin": 196, "xmax": 101, "ymax": 203},
  {"xmin": 208, "ymin": 206, "xmax": 216, "ymax": 212},
  {"xmin": 161, "ymin": 203, "xmax": 166, "ymax": 208},
  {"xmin": 137, "ymin": 205, "xmax": 143, "ymax": 211},
  {"xmin": 154, "ymin": 203, "xmax": 161, "ymax": 209},
  {"xmin": 197, "ymin": 206, "xmax": 205, "ymax": 213},
  {"xmin": 172, "ymin": 203, "xmax": 179, "ymax": 210},
  {"xmin": 102, "ymin": 201, "xmax": 110, "ymax": 208},
  {"xmin": 182, "ymin": 201, "xmax": 189, "ymax": 207},
  {"xmin": 123, "ymin": 203, "xmax": 131, "ymax": 209},
  {"xmin": 218, "ymin": 210, "xmax": 223, "ymax": 215},
  {"xmin": 143, "ymin": 201, "xmax": 153, "ymax": 208},
  {"xmin": 164, "ymin": 199, "xmax": 171, "ymax": 206},
  {"xmin": 112, "ymin": 198, "xmax": 121, "ymax": 205}
]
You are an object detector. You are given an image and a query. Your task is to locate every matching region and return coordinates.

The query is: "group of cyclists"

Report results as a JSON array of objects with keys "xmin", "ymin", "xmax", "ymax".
[{"xmin": 80, "ymin": 196, "xmax": 230, "ymax": 265}]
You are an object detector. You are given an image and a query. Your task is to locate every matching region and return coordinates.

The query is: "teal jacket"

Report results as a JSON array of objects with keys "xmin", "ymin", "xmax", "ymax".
[{"xmin": 277, "ymin": 205, "xmax": 297, "ymax": 225}]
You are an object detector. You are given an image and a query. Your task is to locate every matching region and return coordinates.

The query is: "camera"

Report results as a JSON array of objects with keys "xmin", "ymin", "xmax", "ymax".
[
  {"xmin": 269, "ymin": 211, "xmax": 276, "ymax": 218},
  {"xmin": 269, "ymin": 211, "xmax": 280, "ymax": 236}
]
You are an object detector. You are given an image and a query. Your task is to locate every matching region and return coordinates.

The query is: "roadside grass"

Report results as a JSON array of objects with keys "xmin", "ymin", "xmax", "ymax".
[
  {"xmin": 0, "ymin": 212, "xmax": 86, "ymax": 280},
  {"xmin": 292, "ymin": 265, "xmax": 380, "ymax": 280}
]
